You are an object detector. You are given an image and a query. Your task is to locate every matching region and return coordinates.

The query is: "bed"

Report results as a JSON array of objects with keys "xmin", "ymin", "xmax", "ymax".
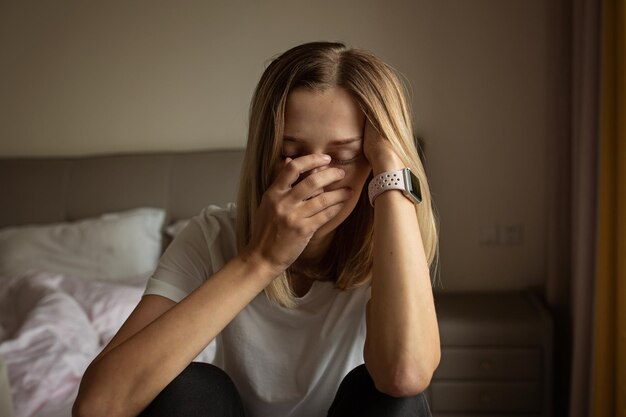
[{"xmin": 0, "ymin": 149, "xmax": 245, "ymax": 417}]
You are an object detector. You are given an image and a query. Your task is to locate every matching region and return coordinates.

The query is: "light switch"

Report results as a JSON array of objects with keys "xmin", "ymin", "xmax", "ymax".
[
  {"xmin": 479, "ymin": 223, "xmax": 524, "ymax": 245},
  {"xmin": 501, "ymin": 223, "xmax": 524, "ymax": 245}
]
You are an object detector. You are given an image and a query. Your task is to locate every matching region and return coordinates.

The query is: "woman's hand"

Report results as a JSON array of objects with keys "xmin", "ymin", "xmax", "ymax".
[
  {"xmin": 244, "ymin": 153, "xmax": 352, "ymax": 274},
  {"xmin": 363, "ymin": 118, "xmax": 404, "ymax": 175}
]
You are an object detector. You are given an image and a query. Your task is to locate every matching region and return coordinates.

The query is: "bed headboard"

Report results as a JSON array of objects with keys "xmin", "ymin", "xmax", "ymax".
[{"xmin": 0, "ymin": 149, "xmax": 245, "ymax": 229}]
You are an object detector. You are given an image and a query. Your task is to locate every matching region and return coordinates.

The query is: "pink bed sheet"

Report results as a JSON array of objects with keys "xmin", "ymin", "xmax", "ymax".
[{"xmin": 0, "ymin": 272, "xmax": 146, "ymax": 417}]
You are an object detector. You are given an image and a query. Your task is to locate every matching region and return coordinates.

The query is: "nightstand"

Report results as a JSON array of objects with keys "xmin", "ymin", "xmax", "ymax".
[{"xmin": 425, "ymin": 290, "xmax": 553, "ymax": 417}]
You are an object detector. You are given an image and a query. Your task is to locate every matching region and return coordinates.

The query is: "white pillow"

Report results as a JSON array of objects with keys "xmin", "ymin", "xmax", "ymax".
[{"xmin": 0, "ymin": 208, "xmax": 165, "ymax": 282}]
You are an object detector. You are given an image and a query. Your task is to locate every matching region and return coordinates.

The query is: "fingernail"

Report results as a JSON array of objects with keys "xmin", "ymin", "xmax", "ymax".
[
  {"xmin": 285, "ymin": 157, "xmax": 292, "ymax": 163},
  {"xmin": 321, "ymin": 154, "xmax": 331, "ymax": 161},
  {"xmin": 338, "ymin": 169, "xmax": 345, "ymax": 177}
]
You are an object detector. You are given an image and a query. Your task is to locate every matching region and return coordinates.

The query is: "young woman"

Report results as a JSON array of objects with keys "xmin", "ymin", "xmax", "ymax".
[{"xmin": 74, "ymin": 41, "xmax": 440, "ymax": 417}]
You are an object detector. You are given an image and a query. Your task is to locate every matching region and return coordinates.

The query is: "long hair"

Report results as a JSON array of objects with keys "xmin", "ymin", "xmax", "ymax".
[{"xmin": 236, "ymin": 41, "xmax": 439, "ymax": 308}]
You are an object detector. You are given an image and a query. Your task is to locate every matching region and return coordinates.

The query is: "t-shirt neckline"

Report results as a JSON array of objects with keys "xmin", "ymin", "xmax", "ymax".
[{"xmin": 293, "ymin": 279, "xmax": 334, "ymax": 304}]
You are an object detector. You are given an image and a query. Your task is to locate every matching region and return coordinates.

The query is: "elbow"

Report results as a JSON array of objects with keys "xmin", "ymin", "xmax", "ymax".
[
  {"xmin": 369, "ymin": 351, "xmax": 440, "ymax": 398},
  {"xmin": 372, "ymin": 367, "xmax": 433, "ymax": 398}
]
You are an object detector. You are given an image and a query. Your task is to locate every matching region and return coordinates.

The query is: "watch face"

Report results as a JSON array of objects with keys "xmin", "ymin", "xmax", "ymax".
[{"xmin": 403, "ymin": 168, "xmax": 422, "ymax": 204}]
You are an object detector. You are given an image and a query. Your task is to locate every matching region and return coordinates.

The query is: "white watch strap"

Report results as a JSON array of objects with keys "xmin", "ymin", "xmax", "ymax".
[{"xmin": 368, "ymin": 169, "xmax": 407, "ymax": 206}]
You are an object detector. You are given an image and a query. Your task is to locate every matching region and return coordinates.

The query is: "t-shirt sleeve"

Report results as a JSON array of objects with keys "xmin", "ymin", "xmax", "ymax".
[{"xmin": 143, "ymin": 204, "xmax": 237, "ymax": 303}]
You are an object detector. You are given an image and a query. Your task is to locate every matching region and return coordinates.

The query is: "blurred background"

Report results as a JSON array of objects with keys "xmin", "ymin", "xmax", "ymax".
[{"xmin": 0, "ymin": 0, "xmax": 562, "ymax": 292}]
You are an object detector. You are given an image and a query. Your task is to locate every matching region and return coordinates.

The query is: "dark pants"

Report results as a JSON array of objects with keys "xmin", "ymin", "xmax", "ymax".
[{"xmin": 139, "ymin": 362, "xmax": 432, "ymax": 417}]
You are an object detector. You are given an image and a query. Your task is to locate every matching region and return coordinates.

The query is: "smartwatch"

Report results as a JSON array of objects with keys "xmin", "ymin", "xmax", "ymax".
[{"xmin": 368, "ymin": 168, "xmax": 422, "ymax": 206}]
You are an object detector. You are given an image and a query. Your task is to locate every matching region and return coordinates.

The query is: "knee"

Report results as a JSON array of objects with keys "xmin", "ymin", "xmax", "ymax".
[
  {"xmin": 340, "ymin": 364, "xmax": 379, "ymax": 394},
  {"xmin": 329, "ymin": 364, "xmax": 432, "ymax": 417},
  {"xmin": 176, "ymin": 362, "xmax": 234, "ymax": 389},
  {"xmin": 161, "ymin": 362, "xmax": 236, "ymax": 396},
  {"xmin": 139, "ymin": 362, "xmax": 244, "ymax": 417}
]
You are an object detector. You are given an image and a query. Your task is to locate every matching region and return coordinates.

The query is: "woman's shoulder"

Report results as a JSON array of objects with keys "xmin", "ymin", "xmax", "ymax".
[
  {"xmin": 167, "ymin": 203, "xmax": 237, "ymax": 254},
  {"xmin": 191, "ymin": 202, "xmax": 236, "ymax": 233},
  {"xmin": 145, "ymin": 203, "xmax": 238, "ymax": 302},
  {"xmin": 194, "ymin": 202, "xmax": 237, "ymax": 226},
  {"xmin": 191, "ymin": 203, "xmax": 238, "ymax": 252}
]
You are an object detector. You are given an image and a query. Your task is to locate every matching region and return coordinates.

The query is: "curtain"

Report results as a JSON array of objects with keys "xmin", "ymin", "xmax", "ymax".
[
  {"xmin": 591, "ymin": 0, "xmax": 626, "ymax": 416},
  {"xmin": 546, "ymin": 0, "xmax": 600, "ymax": 416}
]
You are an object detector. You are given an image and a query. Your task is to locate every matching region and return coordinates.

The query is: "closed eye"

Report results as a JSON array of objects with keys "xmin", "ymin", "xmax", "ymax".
[{"xmin": 330, "ymin": 155, "xmax": 361, "ymax": 165}]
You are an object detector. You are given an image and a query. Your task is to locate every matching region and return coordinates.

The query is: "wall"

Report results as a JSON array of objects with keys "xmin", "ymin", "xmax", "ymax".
[{"xmin": 0, "ymin": 0, "xmax": 570, "ymax": 293}]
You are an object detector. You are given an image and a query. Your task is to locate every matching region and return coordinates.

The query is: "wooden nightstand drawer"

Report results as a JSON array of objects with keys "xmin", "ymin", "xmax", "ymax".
[
  {"xmin": 429, "ymin": 381, "xmax": 543, "ymax": 413},
  {"xmin": 433, "ymin": 348, "xmax": 542, "ymax": 380},
  {"xmin": 432, "ymin": 291, "xmax": 554, "ymax": 417}
]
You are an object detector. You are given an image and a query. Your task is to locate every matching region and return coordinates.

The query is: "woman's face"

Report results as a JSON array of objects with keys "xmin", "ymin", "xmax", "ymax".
[{"xmin": 281, "ymin": 86, "xmax": 372, "ymax": 243}]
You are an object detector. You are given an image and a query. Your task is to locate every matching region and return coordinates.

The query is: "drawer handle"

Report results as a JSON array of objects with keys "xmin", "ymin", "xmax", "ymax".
[{"xmin": 480, "ymin": 360, "xmax": 493, "ymax": 370}]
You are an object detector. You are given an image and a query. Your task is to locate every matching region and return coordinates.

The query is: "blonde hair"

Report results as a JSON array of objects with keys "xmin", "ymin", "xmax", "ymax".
[{"xmin": 237, "ymin": 41, "xmax": 440, "ymax": 308}]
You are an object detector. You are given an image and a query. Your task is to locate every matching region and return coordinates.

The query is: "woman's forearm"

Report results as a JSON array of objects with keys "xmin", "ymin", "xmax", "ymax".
[
  {"xmin": 364, "ymin": 167, "xmax": 440, "ymax": 397},
  {"xmin": 75, "ymin": 253, "xmax": 278, "ymax": 417}
]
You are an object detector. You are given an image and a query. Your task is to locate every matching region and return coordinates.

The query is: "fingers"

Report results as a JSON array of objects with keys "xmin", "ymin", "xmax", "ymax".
[
  {"xmin": 265, "ymin": 153, "xmax": 352, "ymax": 235},
  {"xmin": 273, "ymin": 154, "xmax": 332, "ymax": 190},
  {"xmin": 305, "ymin": 200, "xmax": 346, "ymax": 230},
  {"xmin": 300, "ymin": 187, "xmax": 353, "ymax": 218},
  {"xmin": 288, "ymin": 166, "xmax": 346, "ymax": 202}
]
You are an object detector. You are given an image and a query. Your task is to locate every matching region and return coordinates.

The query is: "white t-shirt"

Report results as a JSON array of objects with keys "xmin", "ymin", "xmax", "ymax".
[{"xmin": 143, "ymin": 204, "xmax": 372, "ymax": 417}]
